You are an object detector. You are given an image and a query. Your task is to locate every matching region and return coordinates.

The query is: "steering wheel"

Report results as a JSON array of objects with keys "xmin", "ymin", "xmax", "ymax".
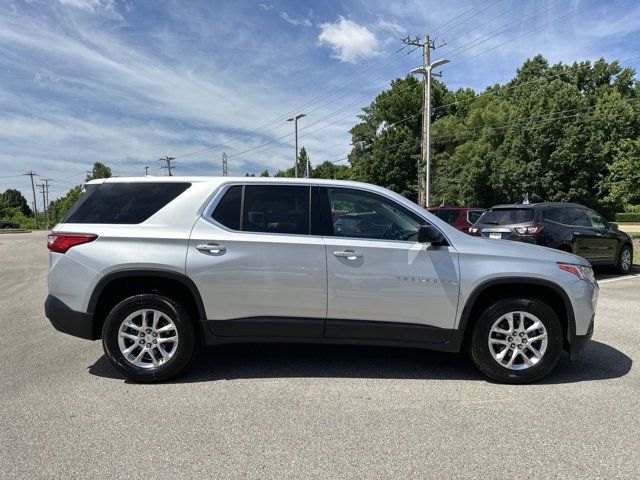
[{"xmin": 382, "ymin": 223, "xmax": 398, "ymax": 239}]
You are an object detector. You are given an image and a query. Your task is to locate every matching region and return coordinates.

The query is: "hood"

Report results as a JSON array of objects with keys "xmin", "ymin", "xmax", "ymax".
[{"xmin": 454, "ymin": 235, "xmax": 590, "ymax": 267}]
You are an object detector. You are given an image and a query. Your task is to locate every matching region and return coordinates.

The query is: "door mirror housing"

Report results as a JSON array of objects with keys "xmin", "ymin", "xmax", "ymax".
[
  {"xmin": 606, "ymin": 222, "xmax": 618, "ymax": 230},
  {"xmin": 418, "ymin": 225, "xmax": 444, "ymax": 244}
]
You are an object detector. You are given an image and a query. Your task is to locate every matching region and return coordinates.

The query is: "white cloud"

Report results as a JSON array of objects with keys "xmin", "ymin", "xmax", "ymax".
[
  {"xmin": 258, "ymin": 3, "xmax": 272, "ymax": 11},
  {"xmin": 376, "ymin": 18, "xmax": 405, "ymax": 36},
  {"xmin": 279, "ymin": 11, "xmax": 311, "ymax": 27},
  {"xmin": 318, "ymin": 16, "xmax": 380, "ymax": 63},
  {"xmin": 56, "ymin": 0, "xmax": 122, "ymax": 20}
]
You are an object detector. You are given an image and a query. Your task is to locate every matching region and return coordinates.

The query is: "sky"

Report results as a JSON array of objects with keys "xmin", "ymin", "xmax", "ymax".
[{"xmin": 0, "ymin": 0, "xmax": 639, "ymax": 204}]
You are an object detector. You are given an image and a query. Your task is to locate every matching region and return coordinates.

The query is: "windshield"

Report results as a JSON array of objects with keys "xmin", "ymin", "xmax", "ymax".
[{"xmin": 477, "ymin": 208, "xmax": 534, "ymax": 225}]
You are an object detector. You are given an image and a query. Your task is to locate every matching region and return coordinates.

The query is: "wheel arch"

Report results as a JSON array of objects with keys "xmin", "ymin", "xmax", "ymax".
[
  {"xmin": 458, "ymin": 278, "xmax": 575, "ymax": 350},
  {"xmin": 88, "ymin": 269, "xmax": 207, "ymax": 342}
]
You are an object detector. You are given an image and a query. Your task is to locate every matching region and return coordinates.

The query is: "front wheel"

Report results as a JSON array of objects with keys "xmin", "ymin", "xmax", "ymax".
[
  {"xmin": 469, "ymin": 298, "xmax": 563, "ymax": 384},
  {"xmin": 616, "ymin": 244, "xmax": 633, "ymax": 274},
  {"xmin": 102, "ymin": 294, "xmax": 196, "ymax": 382}
]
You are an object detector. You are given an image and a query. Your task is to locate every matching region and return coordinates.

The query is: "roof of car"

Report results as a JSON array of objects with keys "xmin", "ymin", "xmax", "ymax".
[
  {"xmin": 489, "ymin": 202, "xmax": 587, "ymax": 209},
  {"xmin": 86, "ymin": 176, "xmax": 372, "ymax": 188}
]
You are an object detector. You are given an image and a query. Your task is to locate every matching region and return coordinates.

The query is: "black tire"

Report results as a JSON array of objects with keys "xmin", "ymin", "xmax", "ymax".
[
  {"xmin": 469, "ymin": 297, "xmax": 563, "ymax": 384},
  {"xmin": 102, "ymin": 294, "xmax": 196, "ymax": 382},
  {"xmin": 616, "ymin": 244, "xmax": 633, "ymax": 274}
]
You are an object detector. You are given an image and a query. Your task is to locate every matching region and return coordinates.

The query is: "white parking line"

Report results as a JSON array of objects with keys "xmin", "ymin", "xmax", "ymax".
[{"xmin": 598, "ymin": 273, "xmax": 640, "ymax": 284}]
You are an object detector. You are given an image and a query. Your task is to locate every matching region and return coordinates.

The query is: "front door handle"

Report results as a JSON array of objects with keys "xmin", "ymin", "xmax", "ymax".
[
  {"xmin": 196, "ymin": 243, "xmax": 227, "ymax": 254},
  {"xmin": 333, "ymin": 250, "xmax": 362, "ymax": 260}
]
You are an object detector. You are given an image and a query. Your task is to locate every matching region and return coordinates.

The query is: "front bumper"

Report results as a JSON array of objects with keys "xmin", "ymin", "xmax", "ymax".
[
  {"xmin": 45, "ymin": 294, "xmax": 98, "ymax": 340},
  {"xmin": 569, "ymin": 314, "xmax": 594, "ymax": 359}
]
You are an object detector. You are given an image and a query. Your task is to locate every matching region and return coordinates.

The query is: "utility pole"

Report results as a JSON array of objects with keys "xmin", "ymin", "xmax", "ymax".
[
  {"xmin": 286, "ymin": 114, "xmax": 305, "ymax": 178},
  {"xmin": 222, "ymin": 152, "xmax": 228, "ymax": 176},
  {"xmin": 405, "ymin": 35, "xmax": 449, "ymax": 207},
  {"xmin": 42, "ymin": 179, "xmax": 51, "ymax": 229},
  {"xmin": 145, "ymin": 166, "xmax": 149, "ymax": 176},
  {"xmin": 24, "ymin": 171, "xmax": 39, "ymax": 229},
  {"xmin": 37, "ymin": 184, "xmax": 49, "ymax": 229},
  {"xmin": 160, "ymin": 156, "xmax": 175, "ymax": 176}
]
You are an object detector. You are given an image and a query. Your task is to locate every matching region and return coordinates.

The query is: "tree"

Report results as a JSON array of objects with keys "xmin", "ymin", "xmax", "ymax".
[
  {"xmin": 311, "ymin": 161, "xmax": 350, "ymax": 179},
  {"xmin": 0, "ymin": 189, "xmax": 31, "ymax": 217},
  {"xmin": 86, "ymin": 162, "xmax": 112, "ymax": 181},
  {"xmin": 275, "ymin": 146, "xmax": 312, "ymax": 177}
]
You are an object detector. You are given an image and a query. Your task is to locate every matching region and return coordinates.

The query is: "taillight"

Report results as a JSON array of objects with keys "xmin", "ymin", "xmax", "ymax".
[
  {"xmin": 47, "ymin": 233, "xmax": 98, "ymax": 253},
  {"xmin": 514, "ymin": 225, "xmax": 544, "ymax": 236}
]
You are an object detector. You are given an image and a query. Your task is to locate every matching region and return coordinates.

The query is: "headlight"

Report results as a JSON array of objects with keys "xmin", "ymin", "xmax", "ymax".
[{"xmin": 557, "ymin": 262, "xmax": 595, "ymax": 283}]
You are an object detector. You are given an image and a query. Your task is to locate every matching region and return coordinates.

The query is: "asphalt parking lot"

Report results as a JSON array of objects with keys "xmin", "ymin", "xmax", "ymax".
[{"xmin": 1, "ymin": 231, "xmax": 639, "ymax": 479}]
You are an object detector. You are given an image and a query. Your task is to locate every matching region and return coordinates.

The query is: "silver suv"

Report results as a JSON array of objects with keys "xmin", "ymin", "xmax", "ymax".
[{"xmin": 45, "ymin": 177, "xmax": 597, "ymax": 383}]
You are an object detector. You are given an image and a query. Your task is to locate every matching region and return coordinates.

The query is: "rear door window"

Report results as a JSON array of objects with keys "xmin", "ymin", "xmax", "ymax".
[
  {"xmin": 63, "ymin": 182, "xmax": 191, "ymax": 224},
  {"xmin": 565, "ymin": 208, "xmax": 591, "ymax": 227},
  {"xmin": 210, "ymin": 184, "xmax": 313, "ymax": 235},
  {"xmin": 542, "ymin": 208, "xmax": 564, "ymax": 223},
  {"xmin": 211, "ymin": 185, "xmax": 242, "ymax": 230},
  {"xmin": 478, "ymin": 208, "xmax": 534, "ymax": 225},
  {"xmin": 242, "ymin": 185, "xmax": 310, "ymax": 235}
]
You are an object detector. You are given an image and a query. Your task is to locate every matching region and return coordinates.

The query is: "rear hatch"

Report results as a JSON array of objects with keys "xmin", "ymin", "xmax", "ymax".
[{"xmin": 475, "ymin": 207, "xmax": 536, "ymax": 241}]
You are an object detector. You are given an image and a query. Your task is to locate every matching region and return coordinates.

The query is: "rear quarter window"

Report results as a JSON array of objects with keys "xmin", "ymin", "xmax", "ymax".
[{"xmin": 63, "ymin": 182, "xmax": 191, "ymax": 224}]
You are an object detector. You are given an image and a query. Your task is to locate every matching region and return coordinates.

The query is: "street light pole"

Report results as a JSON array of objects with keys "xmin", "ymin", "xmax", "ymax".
[
  {"xmin": 409, "ymin": 35, "xmax": 449, "ymax": 207},
  {"xmin": 286, "ymin": 114, "xmax": 305, "ymax": 178}
]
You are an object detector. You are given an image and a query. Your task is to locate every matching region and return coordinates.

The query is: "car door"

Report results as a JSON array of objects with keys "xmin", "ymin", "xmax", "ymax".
[
  {"xmin": 585, "ymin": 210, "xmax": 618, "ymax": 263},
  {"xmin": 321, "ymin": 186, "xmax": 460, "ymax": 343},
  {"xmin": 186, "ymin": 183, "xmax": 327, "ymax": 337},
  {"xmin": 564, "ymin": 207, "xmax": 597, "ymax": 261}
]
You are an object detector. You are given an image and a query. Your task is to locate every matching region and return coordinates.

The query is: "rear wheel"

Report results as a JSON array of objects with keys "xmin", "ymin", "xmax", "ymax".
[
  {"xmin": 469, "ymin": 297, "xmax": 563, "ymax": 384},
  {"xmin": 102, "ymin": 294, "xmax": 196, "ymax": 382},
  {"xmin": 616, "ymin": 244, "xmax": 633, "ymax": 274}
]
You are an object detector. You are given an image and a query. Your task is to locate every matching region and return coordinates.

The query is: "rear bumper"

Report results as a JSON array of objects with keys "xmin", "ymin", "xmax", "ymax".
[{"xmin": 45, "ymin": 294, "xmax": 97, "ymax": 340}]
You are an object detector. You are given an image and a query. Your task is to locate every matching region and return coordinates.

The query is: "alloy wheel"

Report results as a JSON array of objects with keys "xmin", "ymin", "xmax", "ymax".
[
  {"xmin": 487, "ymin": 311, "xmax": 548, "ymax": 370},
  {"xmin": 621, "ymin": 249, "xmax": 632, "ymax": 272},
  {"xmin": 117, "ymin": 309, "xmax": 179, "ymax": 369}
]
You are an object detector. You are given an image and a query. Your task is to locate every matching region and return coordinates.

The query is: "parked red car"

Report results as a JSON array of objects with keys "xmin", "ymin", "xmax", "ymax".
[{"xmin": 427, "ymin": 207, "xmax": 484, "ymax": 233}]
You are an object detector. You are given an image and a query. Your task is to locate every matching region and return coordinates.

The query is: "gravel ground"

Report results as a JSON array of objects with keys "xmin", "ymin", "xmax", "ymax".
[{"xmin": 1, "ymin": 231, "xmax": 639, "ymax": 479}]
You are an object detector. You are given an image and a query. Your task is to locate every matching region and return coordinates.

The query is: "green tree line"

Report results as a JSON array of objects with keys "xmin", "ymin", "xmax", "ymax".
[{"xmin": 268, "ymin": 55, "xmax": 639, "ymax": 216}]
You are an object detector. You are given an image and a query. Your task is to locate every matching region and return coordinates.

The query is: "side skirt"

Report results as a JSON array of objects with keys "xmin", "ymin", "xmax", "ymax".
[{"xmin": 201, "ymin": 317, "xmax": 462, "ymax": 353}]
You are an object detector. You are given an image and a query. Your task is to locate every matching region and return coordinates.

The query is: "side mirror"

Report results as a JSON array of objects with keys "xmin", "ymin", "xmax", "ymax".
[
  {"xmin": 607, "ymin": 222, "xmax": 618, "ymax": 230},
  {"xmin": 418, "ymin": 225, "xmax": 444, "ymax": 244}
]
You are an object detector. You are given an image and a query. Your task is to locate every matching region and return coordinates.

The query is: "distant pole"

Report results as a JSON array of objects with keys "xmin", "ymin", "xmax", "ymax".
[
  {"xmin": 38, "ymin": 184, "xmax": 48, "ymax": 230},
  {"xmin": 222, "ymin": 152, "xmax": 228, "ymax": 176},
  {"xmin": 145, "ymin": 166, "xmax": 149, "ymax": 176},
  {"xmin": 406, "ymin": 35, "xmax": 449, "ymax": 207},
  {"xmin": 42, "ymin": 179, "xmax": 51, "ymax": 228},
  {"xmin": 287, "ymin": 114, "xmax": 306, "ymax": 178},
  {"xmin": 24, "ymin": 171, "xmax": 39, "ymax": 229},
  {"xmin": 161, "ymin": 156, "xmax": 175, "ymax": 176}
]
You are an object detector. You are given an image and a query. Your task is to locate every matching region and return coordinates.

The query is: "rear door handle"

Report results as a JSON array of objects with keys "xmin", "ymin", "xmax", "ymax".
[
  {"xmin": 333, "ymin": 250, "xmax": 362, "ymax": 260},
  {"xmin": 196, "ymin": 243, "xmax": 226, "ymax": 254}
]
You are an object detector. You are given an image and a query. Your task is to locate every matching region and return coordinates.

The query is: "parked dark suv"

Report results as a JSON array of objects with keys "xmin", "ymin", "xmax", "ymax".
[{"xmin": 470, "ymin": 202, "xmax": 633, "ymax": 273}]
